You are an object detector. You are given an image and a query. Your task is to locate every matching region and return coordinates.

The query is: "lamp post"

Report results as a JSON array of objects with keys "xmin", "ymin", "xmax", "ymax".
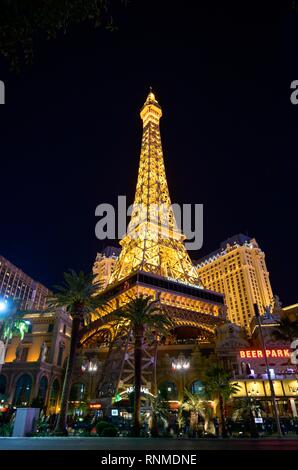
[
  {"xmin": 81, "ymin": 359, "xmax": 99, "ymax": 400},
  {"xmin": 254, "ymin": 304, "xmax": 282, "ymax": 437},
  {"xmin": 172, "ymin": 353, "xmax": 190, "ymax": 400}
]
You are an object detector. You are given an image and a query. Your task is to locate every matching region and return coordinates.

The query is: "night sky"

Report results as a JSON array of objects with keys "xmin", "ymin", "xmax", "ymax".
[{"xmin": 0, "ymin": 2, "xmax": 297, "ymax": 305}]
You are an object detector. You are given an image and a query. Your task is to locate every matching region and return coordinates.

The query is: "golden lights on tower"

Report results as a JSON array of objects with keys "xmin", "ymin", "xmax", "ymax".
[{"xmin": 108, "ymin": 91, "xmax": 202, "ymax": 287}]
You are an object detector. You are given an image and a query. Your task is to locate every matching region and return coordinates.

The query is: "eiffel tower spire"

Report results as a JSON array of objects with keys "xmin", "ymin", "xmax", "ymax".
[{"xmin": 108, "ymin": 90, "xmax": 202, "ymax": 286}]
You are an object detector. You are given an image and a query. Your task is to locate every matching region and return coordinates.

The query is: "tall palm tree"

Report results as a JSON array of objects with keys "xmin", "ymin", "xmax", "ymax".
[
  {"xmin": 204, "ymin": 366, "xmax": 240, "ymax": 438},
  {"xmin": 232, "ymin": 397, "xmax": 265, "ymax": 438},
  {"xmin": 48, "ymin": 270, "xmax": 106, "ymax": 435},
  {"xmin": 115, "ymin": 294, "xmax": 172, "ymax": 437}
]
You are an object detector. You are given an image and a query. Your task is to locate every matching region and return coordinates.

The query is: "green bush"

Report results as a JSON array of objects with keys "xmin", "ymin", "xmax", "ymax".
[
  {"xmin": 0, "ymin": 423, "xmax": 12, "ymax": 437},
  {"xmin": 96, "ymin": 420, "xmax": 111, "ymax": 436},
  {"xmin": 101, "ymin": 426, "xmax": 118, "ymax": 437}
]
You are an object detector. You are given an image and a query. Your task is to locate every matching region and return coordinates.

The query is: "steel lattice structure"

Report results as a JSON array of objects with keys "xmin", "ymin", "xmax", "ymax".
[
  {"xmin": 81, "ymin": 91, "xmax": 227, "ymax": 399},
  {"xmin": 108, "ymin": 91, "xmax": 201, "ymax": 287}
]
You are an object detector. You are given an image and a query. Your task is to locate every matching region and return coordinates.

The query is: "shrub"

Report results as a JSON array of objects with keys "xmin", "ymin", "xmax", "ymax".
[
  {"xmin": 101, "ymin": 426, "xmax": 118, "ymax": 437},
  {"xmin": 0, "ymin": 423, "xmax": 12, "ymax": 437},
  {"xmin": 96, "ymin": 420, "xmax": 111, "ymax": 436}
]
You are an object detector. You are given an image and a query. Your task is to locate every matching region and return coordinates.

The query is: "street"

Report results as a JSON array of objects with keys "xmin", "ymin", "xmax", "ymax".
[{"xmin": 0, "ymin": 437, "xmax": 297, "ymax": 450}]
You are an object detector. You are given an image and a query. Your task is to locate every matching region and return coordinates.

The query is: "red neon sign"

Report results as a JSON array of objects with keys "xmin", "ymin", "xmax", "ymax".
[{"xmin": 239, "ymin": 349, "xmax": 290, "ymax": 359}]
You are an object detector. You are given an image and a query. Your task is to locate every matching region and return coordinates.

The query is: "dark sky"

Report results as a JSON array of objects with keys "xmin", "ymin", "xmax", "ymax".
[{"xmin": 0, "ymin": 2, "xmax": 297, "ymax": 305}]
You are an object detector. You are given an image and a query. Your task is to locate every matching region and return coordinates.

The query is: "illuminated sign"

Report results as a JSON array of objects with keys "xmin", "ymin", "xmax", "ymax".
[
  {"xmin": 111, "ymin": 409, "xmax": 119, "ymax": 416},
  {"xmin": 239, "ymin": 349, "xmax": 290, "ymax": 359},
  {"xmin": 254, "ymin": 417, "xmax": 263, "ymax": 424},
  {"xmin": 89, "ymin": 403, "xmax": 102, "ymax": 409}
]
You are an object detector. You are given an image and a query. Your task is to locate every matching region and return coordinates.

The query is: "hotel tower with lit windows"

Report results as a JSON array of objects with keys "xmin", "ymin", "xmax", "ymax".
[{"xmin": 196, "ymin": 234, "xmax": 274, "ymax": 331}]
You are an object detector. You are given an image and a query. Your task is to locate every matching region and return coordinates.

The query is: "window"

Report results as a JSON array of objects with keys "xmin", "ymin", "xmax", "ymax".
[
  {"xmin": 20, "ymin": 347, "xmax": 29, "ymax": 362},
  {"xmin": 37, "ymin": 376, "xmax": 48, "ymax": 405},
  {"xmin": 191, "ymin": 380, "xmax": 205, "ymax": 396},
  {"xmin": 57, "ymin": 342, "xmax": 65, "ymax": 367},
  {"xmin": 48, "ymin": 324, "xmax": 54, "ymax": 333}
]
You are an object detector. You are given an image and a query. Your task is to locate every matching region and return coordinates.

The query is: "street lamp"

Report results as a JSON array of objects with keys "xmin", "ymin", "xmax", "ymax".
[
  {"xmin": 172, "ymin": 353, "xmax": 190, "ymax": 400},
  {"xmin": 172, "ymin": 354, "xmax": 190, "ymax": 371},
  {"xmin": 254, "ymin": 304, "xmax": 282, "ymax": 437},
  {"xmin": 81, "ymin": 359, "xmax": 99, "ymax": 400}
]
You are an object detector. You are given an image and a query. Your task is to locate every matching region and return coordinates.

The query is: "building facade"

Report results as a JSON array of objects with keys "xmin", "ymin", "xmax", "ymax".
[
  {"xmin": 196, "ymin": 234, "xmax": 274, "ymax": 331},
  {"xmin": 93, "ymin": 246, "xmax": 120, "ymax": 290},
  {"xmin": 0, "ymin": 255, "xmax": 51, "ymax": 310},
  {"xmin": 0, "ymin": 308, "xmax": 71, "ymax": 414}
]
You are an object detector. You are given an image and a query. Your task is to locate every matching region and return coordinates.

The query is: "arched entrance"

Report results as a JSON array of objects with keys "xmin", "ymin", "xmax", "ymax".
[
  {"xmin": 49, "ymin": 379, "xmax": 60, "ymax": 413},
  {"xmin": 158, "ymin": 381, "xmax": 178, "ymax": 401},
  {"xmin": 14, "ymin": 374, "xmax": 32, "ymax": 406},
  {"xmin": 36, "ymin": 375, "xmax": 48, "ymax": 406}
]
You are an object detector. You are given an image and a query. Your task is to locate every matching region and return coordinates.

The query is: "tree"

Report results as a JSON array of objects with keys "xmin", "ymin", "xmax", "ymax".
[
  {"xmin": 115, "ymin": 294, "xmax": 172, "ymax": 437},
  {"xmin": 182, "ymin": 389, "xmax": 212, "ymax": 432},
  {"xmin": 0, "ymin": 0, "xmax": 125, "ymax": 70},
  {"xmin": 232, "ymin": 397, "xmax": 265, "ymax": 438},
  {"xmin": 204, "ymin": 366, "xmax": 240, "ymax": 438},
  {"xmin": 272, "ymin": 317, "xmax": 298, "ymax": 344},
  {"xmin": 48, "ymin": 270, "xmax": 106, "ymax": 435},
  {"xmin": 177, "ymin": 408, "xmax": 185, "ymax": 435},
  {"xmin": 0, "ymin": 301, "xmax": 29, "ymax": 373},
  {"xmin": 148, "ymin": 394, "xmax": 169, "ymax": 437}
]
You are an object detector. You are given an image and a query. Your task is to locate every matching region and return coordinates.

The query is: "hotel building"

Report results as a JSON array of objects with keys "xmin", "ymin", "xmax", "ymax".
[
  {"xmin": 196, "ymin": 234, "xmax": 274, "ymax": 331},
  {"xmin": 0, "ymin": 255, "xmax": 50, "ymax": 310}
]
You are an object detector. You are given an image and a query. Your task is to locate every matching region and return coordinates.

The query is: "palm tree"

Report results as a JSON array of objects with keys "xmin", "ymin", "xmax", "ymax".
[
  {"xmin": 48, "ymin": 270, "xmax": 106, "ymax": 435},
  {"xmin": 0, "ymin": 301, "xmax": 29, "ymax": 373},
  {"xmin": 177, "ymin": 408, "xmax": 185, "ymax": 436},
  {"xmin": 148, "ymin": 394, "xmax": 169, "ymax": 437},
  {"xmin": 272, "ymin": 317, "xmax": 298, "ymax": 344},
  {"xmin": 181, "ymin": 389, "xmax": 211, "ymax": 432},
  {"xmin": 204, "ymin": 366, "xmax": 240, "ymax": 438},
  {"xmin": 232, "ymin": 397, "xmax": 265, "ymax": 438},
  {"xmin": 115, "ymin": 294, "xmax": 172, "ymax": 437}
]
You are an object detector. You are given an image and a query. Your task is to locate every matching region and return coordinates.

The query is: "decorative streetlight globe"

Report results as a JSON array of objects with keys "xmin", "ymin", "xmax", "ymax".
[{"xmin": 172, "ymin": 353, "xmax": 190, "ymax": 371}]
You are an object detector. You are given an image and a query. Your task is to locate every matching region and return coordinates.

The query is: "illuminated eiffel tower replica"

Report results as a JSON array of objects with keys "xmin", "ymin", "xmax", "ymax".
[{"xmin": 79, "ymin": 91, "xmax": 226, "ymax": 400}]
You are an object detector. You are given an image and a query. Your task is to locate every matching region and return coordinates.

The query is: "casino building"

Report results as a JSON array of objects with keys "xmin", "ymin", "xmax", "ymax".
[{"xmin": 0, "ymin": 92, "xmax": 297, "ymax": 422}]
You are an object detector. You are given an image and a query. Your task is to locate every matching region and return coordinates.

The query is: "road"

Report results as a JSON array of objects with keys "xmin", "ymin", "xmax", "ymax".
[{"xmin": 0, "ymin": 437, "xmax": 297, "ymax": 450}]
